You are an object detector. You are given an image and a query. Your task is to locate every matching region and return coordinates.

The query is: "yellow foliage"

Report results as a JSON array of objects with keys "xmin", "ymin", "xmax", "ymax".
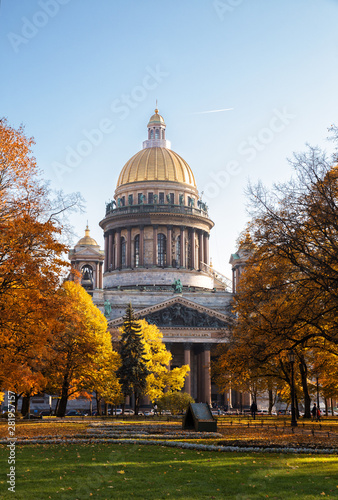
[{"xmin": 138, "ymin": 320, "xmax": 189, "ymax": 402}]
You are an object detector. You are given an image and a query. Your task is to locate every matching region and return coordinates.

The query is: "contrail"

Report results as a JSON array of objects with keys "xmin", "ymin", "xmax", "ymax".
[{"xmin": 192, "ymin": 108, "xmax": 234, "ymax": 115}]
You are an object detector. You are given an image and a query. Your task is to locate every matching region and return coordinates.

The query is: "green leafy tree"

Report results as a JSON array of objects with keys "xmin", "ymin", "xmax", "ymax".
[
  {"xmin": 157, "ymin": 392, "xmax": 195, "ymax": 415},
  {"xmin": 117, "ymin": 304, "xmax": 150, "ymax": 414}
]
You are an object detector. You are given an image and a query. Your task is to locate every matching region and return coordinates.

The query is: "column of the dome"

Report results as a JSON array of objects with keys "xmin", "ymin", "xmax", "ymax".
[
  {"xmin": 198, "ymin": 230, "xmax": 204, "ymax": 270},
  {"xmin": 112, "ymin": 231, "xmax": 116, "ymax": 271},
  {"xmin": 108, "ymin": 232, "xmax": 113, "ymax": 271},
  {"xmin": 167, "ymin": 225, "xmax": 172, "ymax": 267},
  {"xmin": 116, "ymin": 230, "xmax": 121, "ymax": 269},
  {"xmin": 104, "ymin": 234, "xmax": 108, "ymax": 273},
  {"xmin": 183, "ymin": 343, "xmax": 192, "ymax": 395},
  {"xmin": 153, "ymin": 225, "xmax": 158, "ymax": 266},
  {"xmin": 190, "ymin": 228, "xmax": 196, "ymax": 269},
  {"xmin": 126, "ymin": 227, "xmax": 132, "ymax": 268},
  {"xmin": 180, "ymin": 226, "xmax": 185, "ymax": 268},
  {"xmin": 139, "ymin": 225, "xmax": 144, "ymax": 266},
  {"xmin": 204, "ymin": 233, "xmax": 210, "ymax": 267}
]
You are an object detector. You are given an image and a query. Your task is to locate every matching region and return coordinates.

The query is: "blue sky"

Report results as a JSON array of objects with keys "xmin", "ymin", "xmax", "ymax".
[{"xmin": 1, "ymin": 0, "xmax": 338, "ymax": 276}]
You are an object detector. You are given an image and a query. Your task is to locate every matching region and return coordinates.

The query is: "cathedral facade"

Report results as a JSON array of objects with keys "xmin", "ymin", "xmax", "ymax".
[{"xmin": 71, "ymin": 109, "xmax": 247, "ymax": 406}]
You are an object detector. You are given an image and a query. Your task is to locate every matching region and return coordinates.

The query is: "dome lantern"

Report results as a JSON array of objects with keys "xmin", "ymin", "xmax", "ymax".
[{"xmin": 143, "ymin": 107, "xmax": 171, "ymax": 149}]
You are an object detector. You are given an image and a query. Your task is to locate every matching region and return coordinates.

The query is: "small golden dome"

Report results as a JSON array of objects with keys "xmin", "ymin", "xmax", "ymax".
[
  {"xmin": 116, "ymin": 147, "xmax": 196, "ymax": 188},
  {"xmin": 76, "ymin": 226, "xmax": 99, "ymax": 247},
  {"xmin": 147, "ymin": 109, "xmax": 165, "ymax": 127}
]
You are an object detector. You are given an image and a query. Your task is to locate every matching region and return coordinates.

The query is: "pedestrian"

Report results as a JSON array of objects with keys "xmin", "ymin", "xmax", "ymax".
[
  {"xmin": 311, "ymin": 403, "xmax": 317, "ymax": 421},
  {"xmin": 317, "ymin": 407, "xmax": 321, "ymax": 422},
  {"xmin": 250, "ymin": 401, "xmax": 258, "ymax": 420}
]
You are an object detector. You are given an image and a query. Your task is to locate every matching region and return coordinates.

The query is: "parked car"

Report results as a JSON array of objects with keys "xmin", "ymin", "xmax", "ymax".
[
  {"xmin": 143, "ymin": 410, "xmax": 154, "ymax": 416},
  {"xmin": 111, "ymin": 409, "xmax": 123, "ymax": 415},
  {"xmin": 39, "ymin": 410, "xmax": 52, "ymax": 417},
  {"xmin": 65, "ymin": 410, "xmax": 81, "ymax": 416},
  {"xmin": 124, "ymin": 409, "xmax": 135, "ymax": 415},
  {"xmin": 23, "ymin": 413, "xmax": 42, "ymax": 420}
]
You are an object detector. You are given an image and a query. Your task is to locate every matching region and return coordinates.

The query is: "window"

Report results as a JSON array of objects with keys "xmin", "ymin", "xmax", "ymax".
[
  {"xmin": 157, "ymin": 233, "xmax": 166, "ymax": 267},
  {"xmin": 134, "ymin": 234, "xmax": 140, "ymax": 267},
  {"xmin": 176, "ymin": 236, "xmax": 181, "ymax": 266},
  {"xmin": 138, "ymin": 193, "xmax": 143, "ymax": 204},
  {"xmin": 121, "ymin": 237, "xmax": 126, "ymax": 268},
  {"xmin": 128, "ymin": 194, "xmax": 133, "ymax": 206},
  {"xmin": 159, "ymin": 192, "xmax": 164, "ymax": 204},
  {"xmin": 148, "ymin": 192, "xmax": 154, "ymax": 204},
  {"xmin": 169, "ymin": 193, "xmax": 174, "ymax": 204},
  {"xmin": 150, "ymin": 129, "xmax": 154, "ymax": 139},
  {"xmin": 155, "ymin": 128, "xmax": 160, "ymax": 139},
  {"xmin": 162, "ymin": 129, "xmax": 165, "ymax": 139},
  {"xmin": 121, "ymin": 196, "xmax": 125, "ymax": 207}
]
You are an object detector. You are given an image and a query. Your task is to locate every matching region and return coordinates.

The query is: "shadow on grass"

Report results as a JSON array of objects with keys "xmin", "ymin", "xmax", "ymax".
[{"xmin": 0, "ymin": 444, "xmax": 337, "ymax": 499}]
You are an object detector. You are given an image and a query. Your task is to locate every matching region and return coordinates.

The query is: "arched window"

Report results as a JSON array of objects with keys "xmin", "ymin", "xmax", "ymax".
[
  {"xmin": 134, "ymin": 235, "xmax": 140, "ymax": 267},
  {"xmin": 81, "ymin": 265, "xmax": 94, "ymax": 289},
  {"xmin": 121, "ymin": 237, "xmax": 126, "ymax": 268},
  {"xmin": 157, "ymin": 233, "xmax": 166, "ymax": 267},
  {"xmin": 155, "ymin": 128, "xmax": 160, "ymax": 139},
  {"xmin": 150, "ymin": 129, "xmax": 154, "ymax": 139},
  {"xmin": 176, "ymin": 235, "xmax": 181, "ymax": 267}
]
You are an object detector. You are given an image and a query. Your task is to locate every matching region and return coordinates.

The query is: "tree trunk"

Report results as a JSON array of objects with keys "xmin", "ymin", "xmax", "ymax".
[
  {"xmin": 95, "ymin": 392, "xmax": 102, "ymax": 416},
  {"xmin": 21, "ymin": 396, "xmax": 30, "ymax": 417},
  {"xmin": 14, "ymin": 393, "xmax": 22, "ymax": 412},
  {"xmin": 134, "ymin": 391, "xmax": 140, "ymax": 415},
  {"xmin": 299, "ymin": 357, "xmax": 311, "ymax": 418},
  {"xmin": 57, "ymin": 374, "xmax": 70, "ymax": 417},
  {"xmin": 331, "ymin": 398, "xmax": 334, "ymax": 416},
  {"xmin": 268, "ymin": 389, "xmax": 273, "ymax": 415},
  {"xmin": 104, "ymin": 402, "xmax": 108, "ymax": 416},
  {"xmin": 324, "ymin": 398, "xmax": 328, "ymax": 416},
  {"xmin": 295, "ymin": 391, "xmax": 300, "ymax": 419}
]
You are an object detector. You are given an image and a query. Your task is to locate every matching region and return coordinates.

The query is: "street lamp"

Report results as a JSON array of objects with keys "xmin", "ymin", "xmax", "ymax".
[{"xmin": 288, "ymin": 349, "xmax": 298, "ymax": 427}]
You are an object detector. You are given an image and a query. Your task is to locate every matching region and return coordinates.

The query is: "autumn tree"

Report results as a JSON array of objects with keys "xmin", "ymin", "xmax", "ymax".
[
  {"xmin": 0, "ymin": 118, "xmax": 83, "ymax": 409},
  {"xmin": 117, "ymin": 304, "xmax": 150, "ymax": 414},
  {"xmin": 214, "ymin": 127, "xmax": 338, "ymax": 417},
  {"xmin": 139, "ymin": 319, "xmax": 189, "ymax": 402},
  {"xmin": 85, "ymin": 350, "xmax": 122, "ymax": 415},
  {"xmin": 44, "ymin": 281, "xmax": 114, "ymax": 417}
]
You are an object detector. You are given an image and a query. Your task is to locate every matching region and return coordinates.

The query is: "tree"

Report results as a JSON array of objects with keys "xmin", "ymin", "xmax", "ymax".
[
  {"xmin": 138, "ymin": 320, "xmax": 189, "ymax": 402},
  {"xmin": 44, "ymin": 281, "xmax": 113, "ymax": 417},
  {"xmin": 0, "ymin": 118, "xmax": 83, "ymax": 407},
  {"xmin": 157, "ymin": 392, "xmax": 194, "ymax": 415},
  {"xmin": 215, "ymin": 127, "xmax": 338, "ymax": 417},
  {"xmin": 117, "ymin": 304, "xmax": 150, "ymax": 414},
  {"xmin": 85, "ymin": 350, "xmax": 122, "ymax": 415}
]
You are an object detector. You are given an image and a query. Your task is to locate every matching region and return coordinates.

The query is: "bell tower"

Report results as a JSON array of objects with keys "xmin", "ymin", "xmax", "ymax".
[{"xmin": 68, "ymin": 225, "xmax": 105, "ymax": 296}]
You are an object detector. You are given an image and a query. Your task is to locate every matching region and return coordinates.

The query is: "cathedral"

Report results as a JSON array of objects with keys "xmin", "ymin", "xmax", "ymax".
[{"xmin": 70, "ymin": 108, "xmax": 248, "ymax": 407}]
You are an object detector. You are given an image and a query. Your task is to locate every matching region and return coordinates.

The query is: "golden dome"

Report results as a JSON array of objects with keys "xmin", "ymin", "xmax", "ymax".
[
  {"xmin": 117, "ymin": 147, "xmax": 196, "ymax": 188},
  {"xmin": 76, "ymin": 226, "xmax": 99, "ymax": 247},
  {"xmin": 147, "ymin": 108, "xmax": 165, "ymax": 127}
]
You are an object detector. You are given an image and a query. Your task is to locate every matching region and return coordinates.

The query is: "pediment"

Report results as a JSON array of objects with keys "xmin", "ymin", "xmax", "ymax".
[
  {"xmin": 74, "ymin": 248, "xmax": 104, "ymax": 258},
  {"xmin": 108, "ymin": 296, "xmax": 229, "ymax": 329}
]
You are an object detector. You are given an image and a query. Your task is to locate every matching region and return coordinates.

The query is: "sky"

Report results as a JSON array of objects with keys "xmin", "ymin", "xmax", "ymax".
[{"xmin": 1, "ymin": 0, "xmax": 338, "ymax": 277}]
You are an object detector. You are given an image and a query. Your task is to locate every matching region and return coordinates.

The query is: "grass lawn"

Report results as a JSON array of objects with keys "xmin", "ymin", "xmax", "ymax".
[{"xmin": 1, "ymin": 443, "xmax": 337, "ymax": 499}]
